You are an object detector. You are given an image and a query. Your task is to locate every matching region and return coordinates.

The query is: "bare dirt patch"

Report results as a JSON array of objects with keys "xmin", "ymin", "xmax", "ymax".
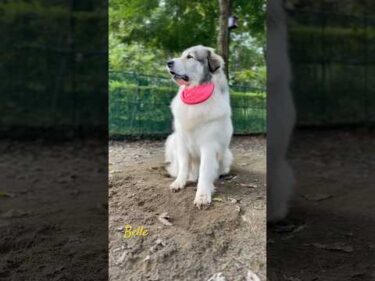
[
  {"xmin": 268, "ymin": 130, "xmax": 375, "ymax": 281},
  {"xmin": 109, "ymin": 136, "xmax": 266, "ymax": 281},
  {"xmin": 0, "ymin": 140, "xmax": 108, "ymax": 281}
]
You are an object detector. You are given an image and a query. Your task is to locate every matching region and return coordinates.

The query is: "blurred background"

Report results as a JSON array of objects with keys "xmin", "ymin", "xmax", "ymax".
[
  {"xmin": 0, "ymin": 0, "xmax": 108, "ymax": 138},
  {"xmin": 287, "ymin": 0, "xmax": 375, "ymax": 128},
  {"xmin": 109, "ymin": 0, "xmax": 267, "ymax": 137},
  {"xmin": 0, "ymin": 1, "xmax": 109, "ymax": 281},
  {"xmin": 269, "ymin": 1, "xmax": 375, "ymax": 280}
]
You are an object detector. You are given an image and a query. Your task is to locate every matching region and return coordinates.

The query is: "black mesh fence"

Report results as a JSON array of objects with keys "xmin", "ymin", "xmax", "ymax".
[
  {"xmin": 0, "ymin": 2, "xmax": 107, "ymax": 137},
  {"xmin": 288, "ymin": 9, "xmax": 375, "ymax": 127}
]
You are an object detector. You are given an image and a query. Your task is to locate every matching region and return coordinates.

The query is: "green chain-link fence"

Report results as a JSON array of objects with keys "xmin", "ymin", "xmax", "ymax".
[{"xmin": 109, "ymin": 71, "xmax": 266, "ymax": 137}]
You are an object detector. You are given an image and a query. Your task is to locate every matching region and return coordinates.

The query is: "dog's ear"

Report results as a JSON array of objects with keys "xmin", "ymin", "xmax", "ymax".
[{"xmin": 207, "ymin": 50, "xmax": 222, "ymax": 73}]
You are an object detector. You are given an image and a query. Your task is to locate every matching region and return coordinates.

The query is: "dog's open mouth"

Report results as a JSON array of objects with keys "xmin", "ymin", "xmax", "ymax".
[{"xmin": 169, "ymin": 71, "xmax": 189, "ymax": 82}]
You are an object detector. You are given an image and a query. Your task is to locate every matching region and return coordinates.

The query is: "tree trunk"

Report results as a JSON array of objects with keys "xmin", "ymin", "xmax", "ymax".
[{"xmin": 217, "ymin": 0, "xmax": 230, "ymax": 79}]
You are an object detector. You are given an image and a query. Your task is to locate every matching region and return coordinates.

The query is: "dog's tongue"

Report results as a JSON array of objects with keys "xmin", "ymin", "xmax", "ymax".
[
  {"xmin": 181, "ymin": 83, "xmax": 215, "ymax": 105},
  {"xmin": 175, "ymin": 78, "xmax": 189, "ymax": 86}
]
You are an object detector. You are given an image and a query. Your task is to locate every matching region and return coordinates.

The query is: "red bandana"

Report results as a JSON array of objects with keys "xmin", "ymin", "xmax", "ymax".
[{"xmin": 181, "ymin": 83, "xmax": 215, "ymax": 105}]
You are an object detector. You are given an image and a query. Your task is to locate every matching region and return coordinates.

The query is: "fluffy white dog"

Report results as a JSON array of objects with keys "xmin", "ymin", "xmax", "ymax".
[{"xmin": 165, "ymin": 45, "xmax": 233, "ymax": 208}]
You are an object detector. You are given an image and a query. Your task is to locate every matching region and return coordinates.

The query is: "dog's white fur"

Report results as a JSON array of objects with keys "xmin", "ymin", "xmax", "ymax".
[{"xmin": 165, "ymin": 45, "xmax": 233, "ymax": 208}]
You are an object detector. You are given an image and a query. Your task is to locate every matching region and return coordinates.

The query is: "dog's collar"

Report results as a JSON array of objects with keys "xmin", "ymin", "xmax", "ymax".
[{"xmin": 181, "ymin": 83, "xmax": 215, "ymax": 105}]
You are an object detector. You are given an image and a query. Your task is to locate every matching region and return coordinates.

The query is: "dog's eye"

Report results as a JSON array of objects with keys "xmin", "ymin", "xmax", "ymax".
[{"xmin": 186, "ymin": 55, "xmax": 193, "ymax": 59}]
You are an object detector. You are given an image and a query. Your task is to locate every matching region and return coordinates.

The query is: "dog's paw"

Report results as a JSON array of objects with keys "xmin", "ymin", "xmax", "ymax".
[
  {"xmin": 194, "ymin": 191, "xmax": 212, "ymax": 209},
  {"xmin": 169, "ymin": 179, "xmax": 186, "ymax": 192}
]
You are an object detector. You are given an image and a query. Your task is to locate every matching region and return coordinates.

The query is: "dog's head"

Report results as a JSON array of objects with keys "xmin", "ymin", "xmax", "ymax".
[{"xmin": 166, "ymin": 45, "xmax": 224, "ymax": 86}]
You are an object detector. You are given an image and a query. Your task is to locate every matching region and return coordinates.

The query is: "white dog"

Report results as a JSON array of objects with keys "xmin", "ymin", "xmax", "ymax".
[{"xmin": 165, "ymin": 45, "xmax": 233, "ymax": 208}]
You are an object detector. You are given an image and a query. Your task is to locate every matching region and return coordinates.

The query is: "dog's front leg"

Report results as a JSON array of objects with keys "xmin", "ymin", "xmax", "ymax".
[
  {"xmin": 169, "ymin": 136, "xmax": 189, "ymax": 192},
  {"xmin": 194, "ymin": 146, "xmax": 218, "ymax": 208}
]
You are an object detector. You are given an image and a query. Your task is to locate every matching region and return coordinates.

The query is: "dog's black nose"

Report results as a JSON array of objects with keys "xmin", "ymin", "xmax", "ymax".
[{"xmin": 167, "ymin": 60, "xmax": 174, "ymax": 68}]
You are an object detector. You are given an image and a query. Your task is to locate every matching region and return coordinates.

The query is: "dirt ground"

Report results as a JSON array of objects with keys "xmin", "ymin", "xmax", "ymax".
[
  {"xmin": 109, "ymin": 136, "xmax": 267, "ymax": 281},
  {"xmin": 268, "ymin": 129, "xmax": 375, "ymax": 281},
  {"xmin": 0, "ymin": 140, "xmax": 108, "ymax": 281},
  {"xmin": 2, "ymin": 130, "xmax": 371, "ymax": 281}
]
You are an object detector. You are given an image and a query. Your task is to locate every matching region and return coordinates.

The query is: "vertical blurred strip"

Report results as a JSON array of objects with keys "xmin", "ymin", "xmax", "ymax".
[{"xmin": 0, "ymin": 1, "xmax": 108, "ymax": 280}]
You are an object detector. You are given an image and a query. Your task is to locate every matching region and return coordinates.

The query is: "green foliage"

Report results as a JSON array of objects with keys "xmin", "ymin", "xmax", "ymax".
[
  {"xmin": 231, "ymin": 66, "xmax": 266, "ymax": 88},
  {"xmin": 110, "ymin": 0, "xmax": 218, "ymax": 52},
  {"xmin": 109, "ymin": 0, "xmax": 266, "ymax": 86},
  {"xmin": 110, "ymin": 0, "xmax": 265, "ymax": 52},
  {"xmin": 109, "ymin": 34, "xmax": 168, "ymax": 76},
  {"xmin": 232, "ymin": 0, "xmax": 266, "ymax": 42}
]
